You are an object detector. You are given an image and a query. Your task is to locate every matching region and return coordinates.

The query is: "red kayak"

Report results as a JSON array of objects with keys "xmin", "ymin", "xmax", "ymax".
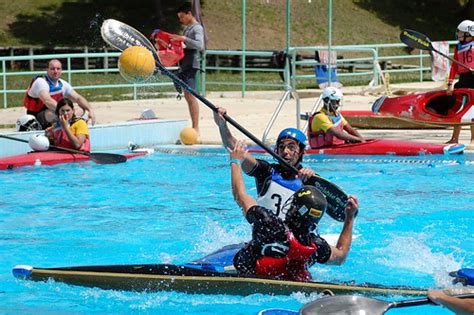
[
  {"xmin": 372, "ymin": 88, "xmax": 474, "ymax": 125},
  {"xmin": 248, "ymin": 139, "xmax": 464, "ymax": 156},
  {"xmin": 0, "ymin": 151, "xmax": 147, "ymax": 170}
]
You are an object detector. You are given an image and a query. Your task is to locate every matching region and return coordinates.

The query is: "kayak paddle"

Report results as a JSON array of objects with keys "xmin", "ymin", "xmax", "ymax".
[
  {"xmin": 400, "ymin": 29, "xmax": 473, "ymax": 71},
  {"xmin": 100, "ymin": 19, "xmax": 349, "ymax": 221},
  {"xmin": 299, "ymin": 293, "xmax": 474, "ymax": 314},
  {"xmin": 0, "ymin": 134, "xmax": 127, "ymax": 164}
]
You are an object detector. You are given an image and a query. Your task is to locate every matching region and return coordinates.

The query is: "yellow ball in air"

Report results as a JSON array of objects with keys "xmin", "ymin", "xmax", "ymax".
[
  {"xmin": 180, "ymin": 127, "xmax": 199, "ymax": 145},
  {"xmin": 118, "ymin": 46, "xmax": 155, "ymax": 83}
]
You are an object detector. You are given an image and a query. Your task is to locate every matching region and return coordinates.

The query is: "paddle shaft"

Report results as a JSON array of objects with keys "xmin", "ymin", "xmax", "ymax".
[
  {"xmin": 0, "ymin": 134, "xmax": 92, "ymax": 156},
  {"xmin": 0, "ymin": 134, "xmax": 127, "ymax": 164},
  {"xmin": 430, "ymin": 46, "xmax": 473, "ymax": 71},
  {"xmin": 154, "ymin": 61, "xmax": 300, "ymax": 175},
  {"xmin": 400, "ymin": 29, "xmax": 473, "ymax": 71},
  {"xmin": 391, "ymin": 293, "xmax": 474, "ymax": 309}
]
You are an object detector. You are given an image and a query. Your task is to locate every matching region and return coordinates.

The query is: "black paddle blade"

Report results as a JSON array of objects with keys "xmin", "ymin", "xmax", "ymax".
[
  {"xmin": 400, "ymin": 29, "xmax": 432, "ymax": 51},
  {"xmin": 306, "ymin": 176, "xmax": 348, "ymax": 222},
  {"xmin": 89, "ymin": 153, "xmax": 127, "ymax": 164}
]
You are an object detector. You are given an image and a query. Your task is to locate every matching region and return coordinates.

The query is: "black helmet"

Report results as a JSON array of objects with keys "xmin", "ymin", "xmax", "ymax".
[{"xmin": 286, "ymin": 186, "xmax": 327, "ymax": 227}]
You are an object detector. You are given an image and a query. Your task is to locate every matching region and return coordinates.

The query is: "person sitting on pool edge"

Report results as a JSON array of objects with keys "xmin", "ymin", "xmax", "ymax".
[
  {"xmin": 45, "ymin": 98, "xmax": 90, "ymax": 152},
  {"xmin": 213, "ymin": 107, "xmax": 317, "ymax": 220},
  {"xmin": 307, "ymin": 87, "xmax": 365, "ymax": 149},
  {"xmin": 229, "ymin": 140, "xmax": 358, "ymax": 281}
]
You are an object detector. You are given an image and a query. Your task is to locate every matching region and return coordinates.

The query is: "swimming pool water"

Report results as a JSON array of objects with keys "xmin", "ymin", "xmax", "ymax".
[{"xmin": 1, "ymin": 149, "xmax": 473, "ymax": 314}]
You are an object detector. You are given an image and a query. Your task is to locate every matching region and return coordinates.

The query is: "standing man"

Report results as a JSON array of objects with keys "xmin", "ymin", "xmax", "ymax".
[
  {"xmin": 170, "ymin": 2, "xmax": 205, "ymax": 135},
  {"xmin": 24, "ymin": 59, "xmax": 96, "ymax": 130}
]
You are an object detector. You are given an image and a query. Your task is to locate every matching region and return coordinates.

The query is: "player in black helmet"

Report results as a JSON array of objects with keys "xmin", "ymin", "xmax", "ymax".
[{"xmin": 229, "ymin": 140, "xmax": 358, "ymax": 281}]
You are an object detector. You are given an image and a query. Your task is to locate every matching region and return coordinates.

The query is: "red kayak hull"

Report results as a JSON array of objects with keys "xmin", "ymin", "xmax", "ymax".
[
  {"xmin": 372, "ymin": 88, "xmax": 474, "ymax": 125},
  {"xmin": 248, "ymin": 139, "xmax": 464, "ymax": 156},
  {"xmin": 0, "ymin": 151, "xmax": 146, "ymax": 170}
]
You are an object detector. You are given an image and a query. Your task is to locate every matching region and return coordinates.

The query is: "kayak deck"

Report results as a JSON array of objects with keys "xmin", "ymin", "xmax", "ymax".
[
  {"xmin": 12, "ymin": 264, "xmax": 427, "ymax": 297},
  {"xmin": 0, "ymin": 151, "xmax": 147, "ymax": 170}
]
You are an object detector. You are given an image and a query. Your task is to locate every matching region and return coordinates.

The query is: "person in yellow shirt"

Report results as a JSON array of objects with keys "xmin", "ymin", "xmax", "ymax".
[
  {"xmin": 45, "ymin": 98, "xmax": 90, "ymax": 152},
  {"xmin": 307, "ymin": 87, "xmax": 365, "ymax": 149}
]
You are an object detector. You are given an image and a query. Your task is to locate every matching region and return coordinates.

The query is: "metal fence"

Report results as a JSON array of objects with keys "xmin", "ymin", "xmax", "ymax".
[{"xmin": 0, "ymin": 41, "xmax": 457, "ymax": 108}]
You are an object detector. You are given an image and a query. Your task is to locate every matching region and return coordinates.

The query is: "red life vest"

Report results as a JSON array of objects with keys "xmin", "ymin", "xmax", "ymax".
[
  {"xmin": 151, "ymin": 29, "xmax": 185, "ymax": 67},
  {"xmin": 255, "ymin": 232, "xmax": 317, "ymax": 281},
  {"xmin": 24, "ymin": 76, "xmax": 64, "ymax": 113},
  {"xmin": 52, "ymin": 119, "xmax": 90, "ymax": 152},
  {"xmin": 307, "ymin": 112, "xmax": 345, "ymax": 149},
  {"xmin": 455, "ymin": 41, "xmax": 474, "ymax": 74}
]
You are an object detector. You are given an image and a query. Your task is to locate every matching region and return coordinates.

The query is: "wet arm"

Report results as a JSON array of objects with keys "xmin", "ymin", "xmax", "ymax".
[{"xmin": 326, "ymin": 196, "xmax": 358, "ymax": 265}]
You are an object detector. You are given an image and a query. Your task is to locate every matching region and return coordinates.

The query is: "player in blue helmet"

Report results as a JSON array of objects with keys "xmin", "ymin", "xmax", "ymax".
[{"xmin": 213, "ymin": 107, "xmax": 317, "ymax": 220}]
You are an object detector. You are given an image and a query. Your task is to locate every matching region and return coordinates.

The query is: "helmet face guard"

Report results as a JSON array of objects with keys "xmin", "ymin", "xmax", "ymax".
[
  {"xmin": 322, "ymin": 87, "xmax": 343, "ymax": 112},
  {"xmin": 16, "ymin": 115, "xmax": 42, "ymax": 132}
]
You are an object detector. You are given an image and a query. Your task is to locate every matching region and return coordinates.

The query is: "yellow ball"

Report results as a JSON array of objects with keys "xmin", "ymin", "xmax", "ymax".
[
  {"xmin": 118, "ymin": 46, "xmax": 155, "ymax": 83},
  {"xmin": 180, "ymin": 127, "xmax": 199, "ymax": 145}
]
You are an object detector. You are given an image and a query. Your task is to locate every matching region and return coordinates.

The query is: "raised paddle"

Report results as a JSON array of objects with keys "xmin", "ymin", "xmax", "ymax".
[
  {"xmin": 100, "ymin": 19, "xmax": 349, "ymax": 221},
  {"xmin": 0, "ymin": 134, "xmax": 127, "ymax": 164},
  {"xmin": 400, "ymin": 29, "xmax": 473, "ymax": 71},
  {"xmin": 298, "ymin": 293, "xmax": 474, "ymax": 314}
]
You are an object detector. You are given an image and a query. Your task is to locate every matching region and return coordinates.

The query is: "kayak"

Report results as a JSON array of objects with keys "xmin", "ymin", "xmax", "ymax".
[
  {"xmin": 371, "ymin": 88, "xmax": 474, "ymax": 126},
  {"xmin": 13, "ymin": 244, "xmax": 426, "ymax": 297},
  {"xmin": 339, "ymin": 110, "xmax": 445, "ymax": 129},
  {"xmin": 0, "ymin": 151, "xmax": 147, "ymax": 170},
  {"xmin": 247, "ymin": 139, "xmax": 464, "ymax": 156}
]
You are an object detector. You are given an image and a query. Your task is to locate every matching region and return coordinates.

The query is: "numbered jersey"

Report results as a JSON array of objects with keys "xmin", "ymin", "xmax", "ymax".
[
  {"xmin": 449, "ymin": 41, "xmax": 474, "ymax": 80},
  {"xmin": 250, "ymin": 160, "xmax": 303, "ymax": 219}
]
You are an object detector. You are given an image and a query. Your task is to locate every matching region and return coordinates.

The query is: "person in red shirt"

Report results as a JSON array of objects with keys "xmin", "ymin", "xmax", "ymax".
[{"xmin": 446, "ymin": 20, "xmax": 474, "ymax": 145}]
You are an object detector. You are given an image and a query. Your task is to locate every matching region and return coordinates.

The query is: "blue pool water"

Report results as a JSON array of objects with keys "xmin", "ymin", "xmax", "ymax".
[{"xmin": 1, "ymin": 148, "xmax": 473, "ymax": 314}]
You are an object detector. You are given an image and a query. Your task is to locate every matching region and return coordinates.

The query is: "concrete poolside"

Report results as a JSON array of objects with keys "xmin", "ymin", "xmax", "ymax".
[{"xmin": 0, "ymin": 81, "xmax": 472, "ymax": 150}]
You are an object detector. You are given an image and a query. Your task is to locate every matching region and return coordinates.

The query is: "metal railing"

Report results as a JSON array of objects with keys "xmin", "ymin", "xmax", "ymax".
[{"xmin": 0, "ymin": 41, "xmax": 457, "ymax": 109}]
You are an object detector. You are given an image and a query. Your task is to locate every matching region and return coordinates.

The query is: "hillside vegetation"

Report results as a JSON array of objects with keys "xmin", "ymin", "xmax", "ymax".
[{"xmin": 0, "ymin": 0, "xmax": 469, "ymax": 49}]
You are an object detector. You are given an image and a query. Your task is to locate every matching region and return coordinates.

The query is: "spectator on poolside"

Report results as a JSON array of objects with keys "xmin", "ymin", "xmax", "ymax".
[
  {"xmin": 45, "ymin": 98, "xmax": 90, "ymax": 152},
  {"xmin": 168, "ymin": 2, "xmax": 205, "ymax": 134},
  {"xmin": 446, "ymin": 20, "xmax": 474, "ymax": 145},
  {"xmin": 307, "ymin": 87, "xmax": 365, "ymax": 149},
  {"xmin": 213, "ymin": 106, "xmax": 318, "ymax": 220},
  {"xmin": 428, "ymin": 289, "xmax": 474, "ymax": 315},
  {"xmin": 228, "ymin": 140, "xmax": 358, "ymax": 281},
  {"xmin": 24, "ymin": 59, "xmax": 96, "ymax": 130}
]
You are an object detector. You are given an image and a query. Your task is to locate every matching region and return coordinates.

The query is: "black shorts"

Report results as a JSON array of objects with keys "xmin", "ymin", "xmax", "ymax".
[
  {"xmin": 178, "ymin": 69, "xmax": 197, "ymax": 90},
  {"xmin": 455, "ymin": 72, "xmax": 474, "ymax": 89}
]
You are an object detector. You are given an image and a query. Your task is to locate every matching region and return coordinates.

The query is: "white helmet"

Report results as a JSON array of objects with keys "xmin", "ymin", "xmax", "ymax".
[
  {"xmin": 16, "ymin": 114, "xmax": 42, "ymax": 132},
  {"xmin": 28, "ymin": 134, "xmax": 50, "ymax": 151},
  {"xmin": 322, "ymin": 87, "xmax": 343, "ymax": 102},
  {"xmin": 457, "ymin": 20, "xmax": 474, "ymax": 36}
]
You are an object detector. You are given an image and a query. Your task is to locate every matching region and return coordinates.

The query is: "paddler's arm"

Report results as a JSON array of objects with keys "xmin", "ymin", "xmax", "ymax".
[
  {"xmin": 229, "ymin": 140, "xmax": 257, "ymax": 215},
  {"xmin": 214, "ymin": 107, "xmax": 257, "ymax": 173},
  {"xmin": 325, "ymin": 195, "xmax": 358, "ymax": 265},
  {"xmin": 38, "ymin": 90, "xmax": 59, "ymax": 111},
  {"xmin": 428, "ymin": 290, "xmax": 474, "ymax": 315},
  {"xmin": 327, "ymin": 126, "xmax": 365, "ymax": 143},
  {"xmin": 343, "ymin": 124, "xmax": 365, "ymax": 142}
]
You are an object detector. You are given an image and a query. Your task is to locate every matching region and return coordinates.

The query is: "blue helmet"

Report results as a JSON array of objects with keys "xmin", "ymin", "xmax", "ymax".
[{"xmin": 277, "ymin": 128, "xmax": 307, "ymax": 146}]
